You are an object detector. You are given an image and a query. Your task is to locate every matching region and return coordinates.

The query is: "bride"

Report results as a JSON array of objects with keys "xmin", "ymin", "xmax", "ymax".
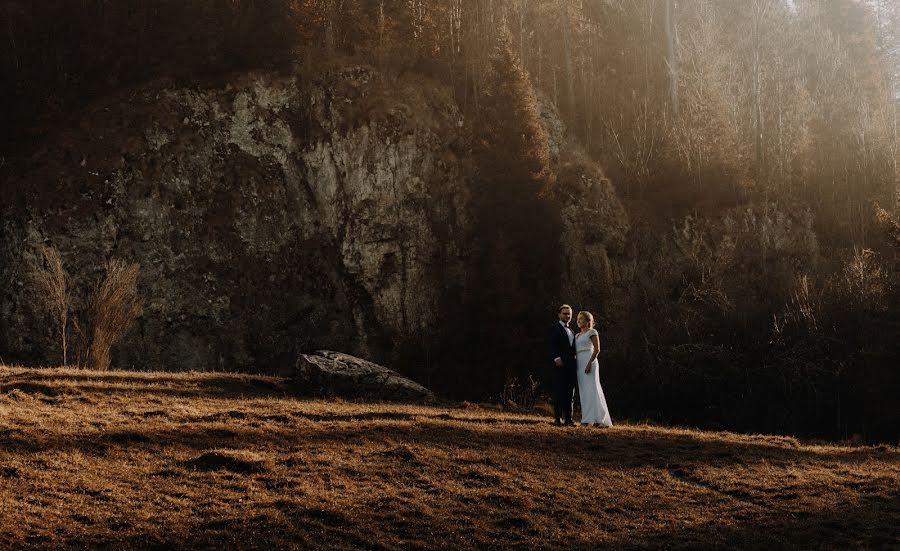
[{"xmin": 575, "ymin": 311, "xmax": 613, "ymax": 427}]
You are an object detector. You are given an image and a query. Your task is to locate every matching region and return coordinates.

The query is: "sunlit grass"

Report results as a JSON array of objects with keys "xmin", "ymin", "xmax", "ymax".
[{"xmin": 0, "ymin": 365, "xmax": 897, "ymax": 550}]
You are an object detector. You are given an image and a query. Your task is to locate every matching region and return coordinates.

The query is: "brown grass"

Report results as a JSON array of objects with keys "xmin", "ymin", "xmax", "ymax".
[{"xmin": 0, "ymin": 365, "xmax": 896, "ymax": 550}]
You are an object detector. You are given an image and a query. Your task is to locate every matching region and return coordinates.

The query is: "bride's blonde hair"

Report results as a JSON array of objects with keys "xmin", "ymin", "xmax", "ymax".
[{"xmin": 577, "ymin": 311, "xmax": 594, "ymax": 328}]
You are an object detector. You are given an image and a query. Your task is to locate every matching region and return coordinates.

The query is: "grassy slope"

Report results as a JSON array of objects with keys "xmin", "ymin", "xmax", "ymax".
[{"xmin": 0, "ymin": 366, "xmax": 897, "ymax": 550}]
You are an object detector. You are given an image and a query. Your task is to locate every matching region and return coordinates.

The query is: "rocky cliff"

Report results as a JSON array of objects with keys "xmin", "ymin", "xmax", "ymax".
[
  {"xmin": 1, "ymin": 67, "xmax": 475, "ymax": 373},
  {"xmin": 1, "ymin": 65, "xmax": 628, "ymax": 380}
]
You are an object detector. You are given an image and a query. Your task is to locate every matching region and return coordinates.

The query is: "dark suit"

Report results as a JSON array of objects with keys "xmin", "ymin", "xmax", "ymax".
[{"xmin": 548, "ymin": 322, "xmax": 577, "ymax": 422}]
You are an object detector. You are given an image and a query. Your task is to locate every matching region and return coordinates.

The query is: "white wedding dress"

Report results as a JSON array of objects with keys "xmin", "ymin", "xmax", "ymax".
[{"xmin": 575, "ymin": 329, "xmax": 613, "ymax": 426}]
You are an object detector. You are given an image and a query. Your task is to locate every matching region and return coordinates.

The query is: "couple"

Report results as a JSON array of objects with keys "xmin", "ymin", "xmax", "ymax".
[{"xmin": 549, "ymin": 304, "xmax": 613, "ymax": 427}]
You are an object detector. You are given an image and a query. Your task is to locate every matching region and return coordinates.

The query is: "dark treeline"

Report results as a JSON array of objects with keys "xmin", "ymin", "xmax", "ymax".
[
  {"xmin": 2, "ymin": 0, "xmax": 899, "ymax": 441},
  {"xmin": 1, "ymin": 1, "xmax": 297, "ymax": 151}
]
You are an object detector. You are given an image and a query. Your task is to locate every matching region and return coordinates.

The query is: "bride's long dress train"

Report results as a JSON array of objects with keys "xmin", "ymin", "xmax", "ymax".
[{"xmin": 575, "ymin": 329, "xmax": 613, "ymax": 426}]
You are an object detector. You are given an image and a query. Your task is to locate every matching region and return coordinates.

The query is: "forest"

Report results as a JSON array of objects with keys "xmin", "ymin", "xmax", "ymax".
[{"xmin": 1, "ymin": 0, "xmax": 898, "ymax": 443}]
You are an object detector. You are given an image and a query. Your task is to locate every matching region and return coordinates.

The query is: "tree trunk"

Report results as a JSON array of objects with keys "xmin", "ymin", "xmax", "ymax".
[
  {"xmin": 559, "ymin": 0, "xmax": 576, "ymax": 117},
  {"xmin": 518, "ymin": 0, "xmax": 528, "ymax": 65},
  {"xmin": 665, "ymin": 0, "xmax": 678, "ymax": 115},
  {"xmin": 753, "ymin": 1, "xmax": 764, "ymax": 182}
]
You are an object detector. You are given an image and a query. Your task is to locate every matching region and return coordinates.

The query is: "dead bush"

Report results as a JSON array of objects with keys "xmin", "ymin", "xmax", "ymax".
[
  {"xmin": 31, "ymin": 245, "xmax": 71, "ymax": 365},
  {"xmin": 501, "ymin": 375, "xmax": 542, "ymax": 410},
  {"xmin": 80, "ymin": 259, "xmax": 143, "ymax": 371}
]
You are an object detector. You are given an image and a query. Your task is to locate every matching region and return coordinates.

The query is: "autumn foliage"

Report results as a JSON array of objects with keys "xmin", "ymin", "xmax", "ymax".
[{"xmin": 2, "ymin": 0, "xmax": 899, "ymax": 441}]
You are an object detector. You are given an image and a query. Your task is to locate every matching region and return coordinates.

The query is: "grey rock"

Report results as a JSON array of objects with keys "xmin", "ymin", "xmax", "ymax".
[
  {"xmin": 0, "ymin": 67, "xmax": 471, "ymax": 375},
  {"xmin": 0, "ymin": 65, "xmax": 628, "ymax": 385},
  {"xmin": 296, "ymin": 351, "xmax": 436, "ymax": 403}
]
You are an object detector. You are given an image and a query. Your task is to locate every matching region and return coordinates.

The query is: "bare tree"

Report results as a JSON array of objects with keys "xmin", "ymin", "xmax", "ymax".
[
  {"xmin": 558, "ymin": 0, "xmax": 576, "ymax": 117},
  {"xmin": 510, "ymin": 0, "xmax": 530, "ymax": 65},
  {"xmin": 751, "ymin": 0, "xmax": 775, "ymax": 181},
  {"xmin": 665, "ymin": 0, "xmax": 678, "ymax": 115}
]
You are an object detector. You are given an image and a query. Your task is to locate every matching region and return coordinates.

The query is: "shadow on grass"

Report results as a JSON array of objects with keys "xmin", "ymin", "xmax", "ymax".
[
  {"xmin": 600, "ymin": 492, "xmax": 899, "ymax": 551},
  {"xmin": 0, "ymin": 372, "xmax": 293, "ymax": 399},
  {"xmin": 47, "ymin": 485, "xmax": 900, "ymax": 551},
  {"xmin": 2, "ymin": 367, "xmax": 896, "ymax": 473},
  {"xmin": 3, "ymin": 370, "xmax": 443, "ymax": 403},
  {"xmin": 1, "ymin": 413, "xmax": 896, "ymax": 472}
]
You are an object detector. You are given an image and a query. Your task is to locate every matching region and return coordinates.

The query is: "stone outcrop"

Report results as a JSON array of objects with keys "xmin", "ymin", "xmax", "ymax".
[
  {"xmin": 536, "ymin": 96, "xmax": 630, "ymax": 311},
  {"xmin": 0, "ymin": 67, "xmax": 471, "ymax": 374},
  {"xmin": 296, "ymin": 350, "xmax": 436, "ymax": 403},
  {"xmin": 0, "ymin": 65, "xmax": 628, "ymax": 386}
]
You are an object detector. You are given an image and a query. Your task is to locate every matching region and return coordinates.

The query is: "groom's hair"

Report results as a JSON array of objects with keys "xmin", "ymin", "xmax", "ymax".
[{"xmin": 558, "ymin": 304, "xmax": 572, "ymax": 313}]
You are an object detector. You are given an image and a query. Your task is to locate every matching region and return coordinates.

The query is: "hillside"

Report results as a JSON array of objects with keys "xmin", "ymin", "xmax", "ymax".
[
  {"xmin": 0, "ymin": 64, "xmax": 625, "ymax": 391},
  {"xmin": 3, "ymin": 1, "xmax": 899, "ymax": 443},
  {"xmin": 0, "ymin": 366, "xmax": 896, "ymax": 550}
]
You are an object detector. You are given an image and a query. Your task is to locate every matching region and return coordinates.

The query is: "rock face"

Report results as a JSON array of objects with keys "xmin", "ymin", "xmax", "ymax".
[
  {"xmin": 1, "ymin": 68, "xmax": 471, "ymax": 373},
  {"xmin": 296, "ymin": 350, "xmax": 436, "ymax": 403},
  {"xmin": 0, "ymin": 65, "xmax": 628, "ymax": 387},
  {"xmin": 537, "ymin": 97, "xmax": 630, "ymax": 311}
]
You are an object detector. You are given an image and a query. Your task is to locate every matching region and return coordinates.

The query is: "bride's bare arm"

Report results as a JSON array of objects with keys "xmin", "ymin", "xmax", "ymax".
[{"xmin": 589, "ymin": 333, "xmax": 600, "ymax": 366}]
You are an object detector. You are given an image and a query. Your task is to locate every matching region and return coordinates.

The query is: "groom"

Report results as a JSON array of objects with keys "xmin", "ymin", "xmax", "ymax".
[{"xmin": 548, "ymin": 304, "xmax": 577, "ymax": 426}]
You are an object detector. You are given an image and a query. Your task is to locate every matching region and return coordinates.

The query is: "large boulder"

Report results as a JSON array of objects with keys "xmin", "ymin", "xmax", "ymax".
[{"xmin": 296, "ymin": 351, "xmax": 436, "ymax": 403}]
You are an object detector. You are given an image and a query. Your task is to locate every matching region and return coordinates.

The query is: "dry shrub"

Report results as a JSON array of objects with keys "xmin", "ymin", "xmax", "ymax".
[
  {"xmin": 80, "ymin": 259, "xmax": 143, "ymax": 371},
  {"xmin": 874, "ymin": 203, "xmax": 900, "ymax": 250},
  {"xmin": 788, "ymin": 273, "xmax": 819, "ymax": 333},
  {"xmin": 500, "ymin": 375, "xmax": 542, "ymax": 410},
  {"xmin": 833, "ymin": 248, "xmax": 890, "ymax": 314},
  {"xmin": 31, "ymin": 245, "xmax": 71, "ymax": 365}
]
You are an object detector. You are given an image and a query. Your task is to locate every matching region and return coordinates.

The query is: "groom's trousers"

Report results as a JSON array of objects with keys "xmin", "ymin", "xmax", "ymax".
[{"xmin": 552, "ymin": 364, "xmax": 576, "ymax": 422}]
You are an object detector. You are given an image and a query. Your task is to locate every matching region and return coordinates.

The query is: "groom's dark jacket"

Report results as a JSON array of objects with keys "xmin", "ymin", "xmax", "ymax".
[{"xmin": 548, "ymin": 322, "xmax": 577, "ymax": 369}]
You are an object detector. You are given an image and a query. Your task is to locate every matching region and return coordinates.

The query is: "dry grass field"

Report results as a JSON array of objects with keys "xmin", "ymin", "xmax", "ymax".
[{"xmin": 0, "ymin": 366, "xmax": 897, "ymax": 550}]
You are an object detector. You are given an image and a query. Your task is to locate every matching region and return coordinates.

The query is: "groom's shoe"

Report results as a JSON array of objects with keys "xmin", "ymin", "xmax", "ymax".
[
  {"xmin": 564, "ymin": 420, "xmax": 577, "ymax": 427},
  {"xmin": 553, "ymin": 419, "xmax": 563, "ymax": 426}
]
